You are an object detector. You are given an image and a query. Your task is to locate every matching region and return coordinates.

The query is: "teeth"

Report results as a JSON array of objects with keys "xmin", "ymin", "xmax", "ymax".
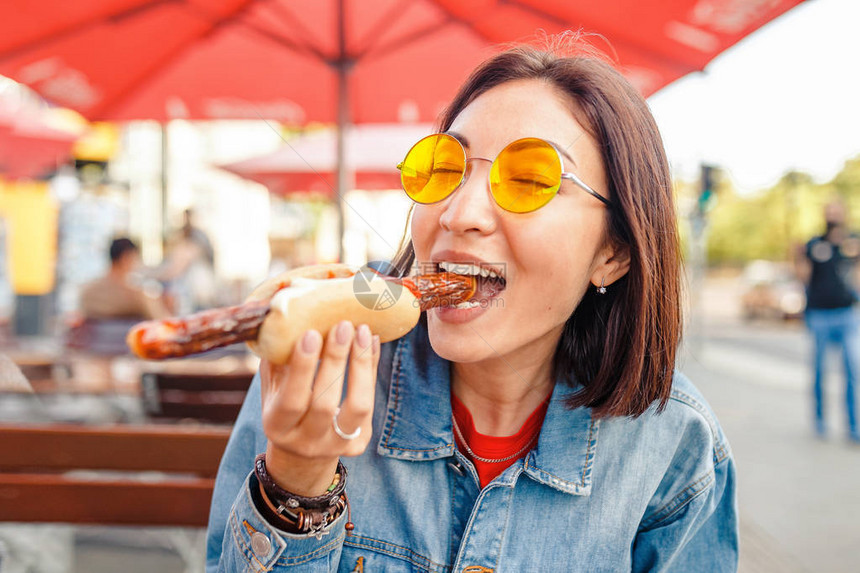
[
  {"xmin": 439, "ymin": 261, "xmax": 478, "ymax": 275},
  {"xmin": 452, "ymin": 300, "xmax": 481, "ymax": 309},
  {"xmin": 438, "ymin": 261, "xmax": 502, "ymax": 280}
]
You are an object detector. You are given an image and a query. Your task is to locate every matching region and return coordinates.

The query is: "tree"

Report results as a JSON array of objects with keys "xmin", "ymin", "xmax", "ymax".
[{"xmin": 678, "ymin": 155, "xmax": 860, "ymax": 267}]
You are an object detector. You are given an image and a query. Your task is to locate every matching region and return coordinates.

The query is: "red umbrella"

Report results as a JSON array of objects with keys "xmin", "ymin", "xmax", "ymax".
[
  {"xmin": 0, "ymin": 0, "xmax": 805, "ymax": 254},
  {"xmin": 0, "ymin": 1, "xmax": 805, "ymax": 122},
  {"xmin": 220, "ymin": 123, "xmax": 431, "ymax": 196},
  {"xmin": 0, "ymin": 104, "xmax": 81, "ymax": 180}
]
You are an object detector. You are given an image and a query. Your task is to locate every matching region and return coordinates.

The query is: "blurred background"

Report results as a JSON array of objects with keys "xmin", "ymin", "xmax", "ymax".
[{"xmin": 1, "ymin": 0, "xmax": 858, "ymax": 572}]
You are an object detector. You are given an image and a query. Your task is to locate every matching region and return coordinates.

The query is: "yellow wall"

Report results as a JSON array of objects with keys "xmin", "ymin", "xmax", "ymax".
[{"xmin": 0, "ymin": 179, "xmax": 58, "ymax": 295}]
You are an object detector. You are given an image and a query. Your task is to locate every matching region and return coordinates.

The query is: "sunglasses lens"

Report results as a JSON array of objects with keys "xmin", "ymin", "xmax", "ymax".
[
  {"xmin": 400, "ymin": 134, "xmax": 465, "ymax": 204},
  {"xmin": 490, "ymin": 138, "xmax": 561, "ymax": 213}
]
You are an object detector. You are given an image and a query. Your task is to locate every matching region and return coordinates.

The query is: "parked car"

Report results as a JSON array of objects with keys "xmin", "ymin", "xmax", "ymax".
[{"xmin": 740, "ymin": 260, "xmax": 805, "ymax": 320}]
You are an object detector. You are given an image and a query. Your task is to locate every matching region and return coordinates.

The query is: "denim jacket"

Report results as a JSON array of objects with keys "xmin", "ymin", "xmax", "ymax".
[{"xmin": 206, "ymin": 321, "xmax": 738, "ymax": 572}]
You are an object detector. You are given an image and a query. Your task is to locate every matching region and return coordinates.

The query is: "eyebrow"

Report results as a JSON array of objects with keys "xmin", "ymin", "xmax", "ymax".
[
  {"xmin": 547, "ymin": 141, "xmax": 577, "ymax": 167},
  {"xmin": 445, "ymin": 130, "xmax": 469, "ymax": 148},
  {"xmin": 444, "ymin": 130, "xmax": 578, "ymax": 167}
]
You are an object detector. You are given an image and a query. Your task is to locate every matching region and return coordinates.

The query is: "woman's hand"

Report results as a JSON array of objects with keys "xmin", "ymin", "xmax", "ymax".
[{"xmin": 260, "ymin": 320, "xmax": 381, "ymax": 496}]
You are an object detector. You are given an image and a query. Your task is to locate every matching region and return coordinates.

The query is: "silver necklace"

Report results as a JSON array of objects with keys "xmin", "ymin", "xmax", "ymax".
[{"xmin": 451, "ymin": 415, "xmax": 538, "ymax": 464}]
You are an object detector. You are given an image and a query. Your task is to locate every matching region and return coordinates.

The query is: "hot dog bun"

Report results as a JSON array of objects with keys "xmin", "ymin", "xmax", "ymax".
[
  {"xmin": 247, "ymin": 264, "xmax": 420, "ymax": 364},
  {"xmin": 244, "ymin": 263, "xmax": 357, "ymax": 303}
]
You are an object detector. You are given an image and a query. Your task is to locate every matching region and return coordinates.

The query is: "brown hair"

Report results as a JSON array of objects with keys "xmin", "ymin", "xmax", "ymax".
[{"xmin": 391, "ymin": 43, "xmax": 682, "ymax": 418}]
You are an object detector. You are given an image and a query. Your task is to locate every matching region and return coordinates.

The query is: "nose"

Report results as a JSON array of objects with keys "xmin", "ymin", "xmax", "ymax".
[{"xmin": 438, "ymin": 158, "xmax": 497, "ymax": 235}]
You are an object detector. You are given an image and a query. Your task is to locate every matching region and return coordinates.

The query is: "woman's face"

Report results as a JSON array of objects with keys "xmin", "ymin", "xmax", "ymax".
[{"xmin": 411, "ymin": 78, "xmax": 624, "ymax": 367}]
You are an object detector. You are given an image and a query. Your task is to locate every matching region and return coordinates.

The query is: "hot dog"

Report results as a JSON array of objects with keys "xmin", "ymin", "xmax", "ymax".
[{"xmin": 126, "ymin": 263, "xmax": 475, "ymax": 364}]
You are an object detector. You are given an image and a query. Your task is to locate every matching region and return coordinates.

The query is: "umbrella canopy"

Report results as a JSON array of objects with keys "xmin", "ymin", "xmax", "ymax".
[
  {"xmin": 0, "ymin": 0, "xmax": 805, "ymax": 123},
  {"xmin": 0, "ymin": 105, "xmax": 82, "ymax": 180},
  {"xmin": 221, "ymin": 123, "xmax": 431, "ymax": 196}
]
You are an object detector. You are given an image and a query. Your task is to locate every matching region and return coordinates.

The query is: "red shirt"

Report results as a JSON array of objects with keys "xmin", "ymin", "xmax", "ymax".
[{"xmin": 451, "ymin": 392, "xmax": 551, "ymax": 488}]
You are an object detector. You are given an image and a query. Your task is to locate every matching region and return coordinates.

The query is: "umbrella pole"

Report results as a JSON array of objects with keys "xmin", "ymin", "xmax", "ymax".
[
  {"xmin": 335, "ymin": 64, "xmax": 348, "ymax": 263},
  {"xmin": 335, "ymin": 0, "xmax": 349, "ymax": 264},
  {"xmin": 161, "ymin": 122, "xmax": 169, "ymax": 249}
]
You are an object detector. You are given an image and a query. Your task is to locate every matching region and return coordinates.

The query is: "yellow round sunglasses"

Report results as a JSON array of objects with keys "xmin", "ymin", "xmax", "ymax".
[{"xmin": 396, "ymin": 133, "xmax": 612, "ymax": 213}]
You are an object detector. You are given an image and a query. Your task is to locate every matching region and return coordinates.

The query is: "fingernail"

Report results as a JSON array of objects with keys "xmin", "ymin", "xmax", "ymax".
[
  {"xmin": 373, "ymin": 335, "xmax": 380, "ymax": 354},
  {"xmin": 357, "ymin": 324, "xmax": 371, "ymax": 348},
  {"xmin": 302, "ymin": 330, "xmax": 321, "ymax": 353},
  {"xmin": 336, "ymin": 321, "xmax": 352, "ymax": 345}
]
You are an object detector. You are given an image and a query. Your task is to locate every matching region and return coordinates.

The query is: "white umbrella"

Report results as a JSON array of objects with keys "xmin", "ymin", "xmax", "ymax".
[{"xmin": 220, "ymin": 123, "xmax": 432, "ymax": 197}]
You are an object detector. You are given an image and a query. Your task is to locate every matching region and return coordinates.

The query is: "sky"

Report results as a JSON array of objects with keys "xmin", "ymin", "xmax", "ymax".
[{"xmin": 648, "ymin": 0, "xmax": 860, "ymax": 194}]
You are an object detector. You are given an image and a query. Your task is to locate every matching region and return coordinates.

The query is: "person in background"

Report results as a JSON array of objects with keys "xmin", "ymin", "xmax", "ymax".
[
  {"xmin": 79, "ymin": 237, "xmax": 167, "ymax": 321},
  {"xmin": 795, "ymin": 201, "xmax": 860, "ymax": 443},
  {"xmin": 158, "ymin": 209, "xmax": 217, "ymax": 314},
  {"xmin": 183, "ymin": 208, "xmax": 216, "ymax": 266}
]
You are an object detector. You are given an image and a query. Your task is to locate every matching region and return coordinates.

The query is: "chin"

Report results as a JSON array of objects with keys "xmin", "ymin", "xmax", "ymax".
[{"xmin": 426, "ymin": 315, "xmax": 501, "ymax": 363}]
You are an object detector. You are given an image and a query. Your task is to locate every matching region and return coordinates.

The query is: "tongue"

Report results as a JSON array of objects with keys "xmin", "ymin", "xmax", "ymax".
[{"xmin": 474, "ymin": 275, "xmax": 505, "ymax": 300}]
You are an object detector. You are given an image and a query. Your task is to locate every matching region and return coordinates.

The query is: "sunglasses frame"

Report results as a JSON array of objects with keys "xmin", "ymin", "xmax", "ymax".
[{"xmin": 397, "ymin": 133, "xmax": 613, "ymax": 213}]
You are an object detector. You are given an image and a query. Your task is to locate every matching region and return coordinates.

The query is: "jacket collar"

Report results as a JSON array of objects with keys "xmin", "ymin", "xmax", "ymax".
[{"xmin": 376, "ymin": 321, "xmax": 598, "ymax": 496}]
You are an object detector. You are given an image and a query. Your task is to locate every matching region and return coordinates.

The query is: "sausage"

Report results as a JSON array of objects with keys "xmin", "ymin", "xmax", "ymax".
[{"xmin": 126, "ymin": 263, "xmax": 475, "ymax": 363}]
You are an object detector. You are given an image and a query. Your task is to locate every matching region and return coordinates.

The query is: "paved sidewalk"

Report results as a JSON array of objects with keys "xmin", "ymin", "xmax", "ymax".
[{"xmin": 683, "ymin": 275, "xmax": 860, "ymax": 573}]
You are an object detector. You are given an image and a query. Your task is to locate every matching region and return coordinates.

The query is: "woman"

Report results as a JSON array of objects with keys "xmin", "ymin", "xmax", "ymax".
[{"xmin": 206, "ymin": 43, "xmax": 738, "ymax": 572}]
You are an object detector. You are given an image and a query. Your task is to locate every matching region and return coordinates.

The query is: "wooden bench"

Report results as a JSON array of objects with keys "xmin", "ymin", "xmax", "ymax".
[
  {"xmin": 0, "ymin": 424, "xmax": 231, "ymax": 527},
  {"xmin": 142, "ymin": 371, "xmax": 254, "ymax": 425}
]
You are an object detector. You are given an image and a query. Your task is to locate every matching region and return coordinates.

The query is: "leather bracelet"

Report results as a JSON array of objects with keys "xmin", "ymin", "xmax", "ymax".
[
  {"xmin": 250, "ymin": 472, "xmax": 303, "ymax": 534},
  {"xmin": 252, "ymin": 455, "xmax": 353, "ymax": 537},
  {"xmin": 254, "ymin": 453, "xmax": 348, "ymax": 511}
]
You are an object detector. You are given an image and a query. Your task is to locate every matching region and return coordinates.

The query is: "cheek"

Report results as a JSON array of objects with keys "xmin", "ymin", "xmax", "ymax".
[
  {"xmin": 410, "ymin": 206, "xmax": 438, "ymax": 258},
  {"xmin": 509, "ymin": 217, "xmax": 601, "ymax": 305},
  {"xmin": 533, "ymin": 264, "xmax": 591, "ymax": 325}
]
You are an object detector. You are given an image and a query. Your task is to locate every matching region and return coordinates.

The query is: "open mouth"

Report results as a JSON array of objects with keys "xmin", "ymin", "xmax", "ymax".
[{"xmin": 436, "ymin": 261, "xmax": 507, "ymax": 309}]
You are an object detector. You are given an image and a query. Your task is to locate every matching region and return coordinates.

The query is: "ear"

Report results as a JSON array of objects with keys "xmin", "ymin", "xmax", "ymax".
[{"xmin": 590, "ymin": 241, "xmax": 631, "ymax": 289}]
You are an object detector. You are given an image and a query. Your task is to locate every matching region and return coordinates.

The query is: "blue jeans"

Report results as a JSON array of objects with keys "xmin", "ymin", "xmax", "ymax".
[{"xmin": 805, "ymin": 307, "xmax": 859, "ymax": 437}]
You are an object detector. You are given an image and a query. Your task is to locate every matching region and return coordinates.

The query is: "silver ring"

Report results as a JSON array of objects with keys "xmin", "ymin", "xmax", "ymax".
[{"xmin": 332, "ymin": 409, "xmax": 361, "ymax": 440}]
